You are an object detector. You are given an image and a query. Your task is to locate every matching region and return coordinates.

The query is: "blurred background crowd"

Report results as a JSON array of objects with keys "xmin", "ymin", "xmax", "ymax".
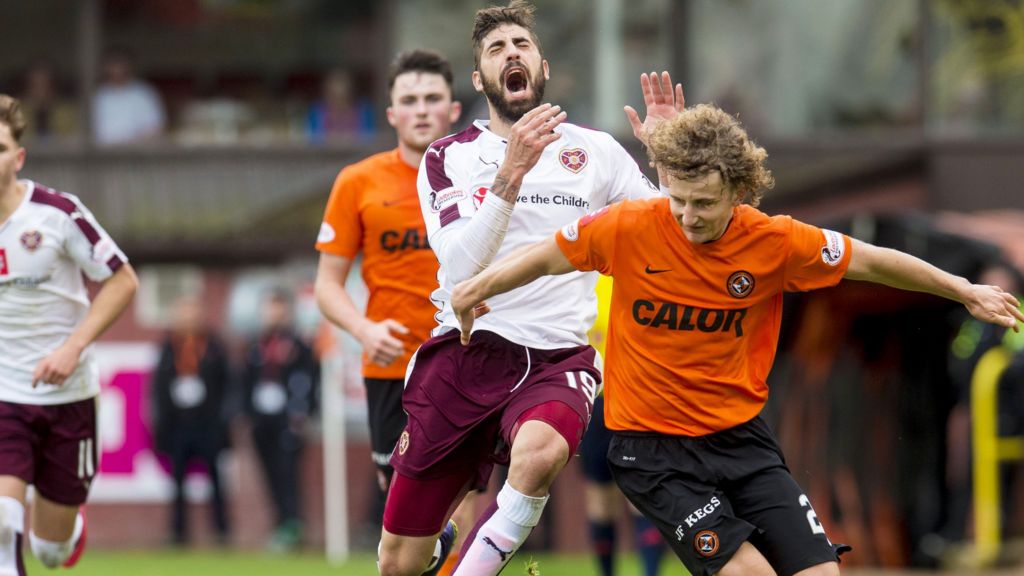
[{"xmin": 4, "ymin": 0, "xmax": 1024, "ymax": 571}]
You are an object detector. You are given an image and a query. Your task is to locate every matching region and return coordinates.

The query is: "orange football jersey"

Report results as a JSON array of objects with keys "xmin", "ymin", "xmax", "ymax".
[
  {"xmin": 556, "ymin": 199, "xmax": 852, "ymax": 436},
  {"xmin": 316, "ymin": 149, "xmax": 439, "ymax": 379}
]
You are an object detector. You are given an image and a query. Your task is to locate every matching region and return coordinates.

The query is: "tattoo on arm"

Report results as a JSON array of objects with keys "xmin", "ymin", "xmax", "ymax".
[{"xmin": 491, "ymin": 174, "xmax": 520, "ymax": 203}]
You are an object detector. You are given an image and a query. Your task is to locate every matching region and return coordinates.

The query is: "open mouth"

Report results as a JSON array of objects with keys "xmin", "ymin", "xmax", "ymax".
[{"xmin": 503, "ymin": 67, "xmax": 529, "ymax": 96}]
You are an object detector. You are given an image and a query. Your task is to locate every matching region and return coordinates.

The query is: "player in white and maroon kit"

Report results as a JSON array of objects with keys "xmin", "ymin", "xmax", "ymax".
[
  {"xmin": 0, "ymin": 95, "xmax": 138, "ymax": 574},
  {"xmin": 375, "ymin": 4, "xmax": 683, "ymax": 576}
]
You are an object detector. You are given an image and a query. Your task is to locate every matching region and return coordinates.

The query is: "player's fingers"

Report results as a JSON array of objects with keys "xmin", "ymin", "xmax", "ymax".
[
  {"xmin": 531, "ymin": 105, "xmax": 562, "ymax": 132},
  {"xmin": 624, "ymin": 106, "xmax": 643, "ymax": 136},
  {"xmin": 383, "ymin": 319, "xmax": 410, "ymax": 335},
  {"xmin": 1010, "ymin": 303, "xmax": 1024, "ymax": 324},
  {"xmin": 473, "ymin": 302, "xmax": 491, "ymax": 318},
  {"xmin": 511, "ymin": 104, "xmax": 552, "ymax": 134},
  {"xmin": 541, "ymin": 110, "xmax": 567, "ymax": 134},
  {"xmin": 651, "ymin": 71, "xmax": 667, "ymax": 103},
  {"xmin": 659, "ymin": 72, "xmax": 673, "ymax": 102},
  {"xmin": 675, "ymin": 83, "xmax": 685, "ymax": 111},
  {"xmin": 459, "ymin": 313, "xmax": 475, "ymax": 345},
  {"xmin": 640, "ymin": 73, "xmax": 654, "ymax": 106}
]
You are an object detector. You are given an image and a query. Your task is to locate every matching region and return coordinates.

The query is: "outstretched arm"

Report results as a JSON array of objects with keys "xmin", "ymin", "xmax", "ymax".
[
  {"xmin": 845, "ymin": 239, "xmax": 1024, "ymax": 331},
  {"xmin": 451, "ymin": 237, "xmax": 577, "ymax": 344}
]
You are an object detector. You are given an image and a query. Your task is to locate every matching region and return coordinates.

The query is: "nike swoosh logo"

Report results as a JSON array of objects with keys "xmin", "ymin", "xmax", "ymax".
[{"xmin": 645, "ymin": 265, "xmax": 671, "ymax": 274}]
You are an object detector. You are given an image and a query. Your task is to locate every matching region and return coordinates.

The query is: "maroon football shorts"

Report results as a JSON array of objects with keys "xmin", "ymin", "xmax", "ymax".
[
  {"xmin": 0, "ymin": 397, "xmax": 98, "ymax": 506},
  {"xmin": 386, "ymin": 329, "xmax": 600, "ymax": 534}
]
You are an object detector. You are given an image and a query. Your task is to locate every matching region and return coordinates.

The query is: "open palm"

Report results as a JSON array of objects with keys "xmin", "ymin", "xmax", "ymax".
[{"xmin": 624, "ymin": 71, "xmax": 685, "ymax": 148}]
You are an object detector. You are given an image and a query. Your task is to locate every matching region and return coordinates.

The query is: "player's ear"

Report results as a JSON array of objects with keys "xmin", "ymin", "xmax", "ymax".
[
  {"xmin": 14, "ymin": 146, "xmax": 25, "ymax": 172},
  {"xmin": 542, "ymin": 60, "xmax": 550, "ymax": 81},
  {"xmin": 471, "ymin": 70, "xmax": 483, "ymax": 93},
  {"xmin": 385, "ymin": 105, "xmax": 398, "ymax": 129},
  {"xmin": 449, "ymin": 101, "xmax": 463, "ymax": 124}
]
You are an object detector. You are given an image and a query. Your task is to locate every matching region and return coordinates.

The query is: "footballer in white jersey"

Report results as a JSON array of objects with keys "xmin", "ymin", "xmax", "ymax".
[
  {"xmin": 419, "ymin": 119, "xmax": 658, "ymax": 349},
  {"xmin": 378, "ymin": 6, "xmax": 684, "ymax": 576},
  {"xmin": 0, "ymin": 181, "xmax": 128, "ymax": 404},
  {"xmin": 0, "ymin": 94, "xmax": 137, "ymax": 573}
]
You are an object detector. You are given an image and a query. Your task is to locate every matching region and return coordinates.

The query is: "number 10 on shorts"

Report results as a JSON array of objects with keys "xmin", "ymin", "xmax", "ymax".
[{"xmin": 564, "ymin": 371, "xmax": 598, "ymax": 404}]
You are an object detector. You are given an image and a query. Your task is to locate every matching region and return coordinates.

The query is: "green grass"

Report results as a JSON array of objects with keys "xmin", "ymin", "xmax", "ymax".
[{"xmin": 28, "ymin": 550, "xmax": 687, "ymax": 576}]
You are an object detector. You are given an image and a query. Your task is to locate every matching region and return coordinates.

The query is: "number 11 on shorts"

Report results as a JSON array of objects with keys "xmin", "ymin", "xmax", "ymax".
[{"xmin": 564, "ymin": 371, "xmax": 598, "ymax": 404}]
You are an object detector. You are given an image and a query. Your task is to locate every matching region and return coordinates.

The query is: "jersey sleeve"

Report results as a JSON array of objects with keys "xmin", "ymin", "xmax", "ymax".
[
  {"xmin": 418, "ymin": 138, "xmax": 514, "ymax": 284},
  {"xmin": 554, "ymin": 203, "xmax": 621, "ymax": 276},
  {"xmin": 782, "ymin": 217, "xmax": 852, "ymax": 292},
  {"xmin": 418, "ymin": 141, "xmax": 480, "ymax": 240},
  {"xmin": 62, "ymin": 195, "xmax": 128, "ymax": 282},
  {"xmin": 604, "ymin": 136, "xmax": 660, "ymax": 203},
  {"xmin": 315, "ymin": 168, "xmax": 363, "ymax": 258}
]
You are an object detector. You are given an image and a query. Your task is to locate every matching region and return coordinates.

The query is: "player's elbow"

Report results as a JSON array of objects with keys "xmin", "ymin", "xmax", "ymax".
[{"xmin": 116, "ymin": 263, "xmax": 140, "ymax": 298}]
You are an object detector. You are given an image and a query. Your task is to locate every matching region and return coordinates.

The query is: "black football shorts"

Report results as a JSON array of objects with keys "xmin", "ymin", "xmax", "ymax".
[{"xmin": 608, "ymin": 415, "xmax": 849, "ymax": 576}]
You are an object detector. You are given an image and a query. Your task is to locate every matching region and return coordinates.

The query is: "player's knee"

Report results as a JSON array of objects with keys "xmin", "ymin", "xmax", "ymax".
[
  {"xmin": 717, "ymin": 541, "xmax": 775, "ymax": 576},
  {"xmin": 377, "ymin": 535, "xmax": 433, "ymax": 576},
  {"xmin": 29, "ymin": 531, "xmax": 73, "ymax": 569},
  {"xmin": 510, "ymin": 401, "xmax": 582, "ymax": 482},
  {"xmin": 792, "ymin": 561, "xmax": 840, "ymax": 576}
]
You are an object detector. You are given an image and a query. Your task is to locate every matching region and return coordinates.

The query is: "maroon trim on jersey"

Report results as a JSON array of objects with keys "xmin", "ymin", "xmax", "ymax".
[
  {"xmin": 439, "ymin": 205, "xmax": 461, "ymax": 228},
  {"xmin": 30, "ymin": 185, "xmax": 102, "ymax": 245},
  {"xmin": 425, "ymin": 124, "xmax": 483, "ymax": 193},
  {"xmin": 106, "ymin": 255, "xmax": 125, "ymax": 273}
]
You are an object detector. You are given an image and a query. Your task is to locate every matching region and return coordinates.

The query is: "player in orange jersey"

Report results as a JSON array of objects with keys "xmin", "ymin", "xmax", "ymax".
[
  {"xmin": 313, "ymin": 50, "xmax": 467, "ymax": 574},
  {"xmin": 450, "ymin": 103, "xmax": 1024, "ymax": 576}
]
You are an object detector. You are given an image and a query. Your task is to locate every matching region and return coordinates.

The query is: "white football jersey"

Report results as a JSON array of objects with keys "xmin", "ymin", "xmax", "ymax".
[
  {"xmin": 419, "ymin": 120, "xmax": 658, "ymax": 349},
  {"xmin": 0, "ymin": 180, "xmax": 128, "ymax": 404}
]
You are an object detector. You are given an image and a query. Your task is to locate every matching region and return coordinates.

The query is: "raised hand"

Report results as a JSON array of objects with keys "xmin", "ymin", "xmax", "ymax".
[
  {"xmin": 965, "ymin": 284, "xmax": 1024, "ymax": 332},
  {"xmin": 495, "ymin": 104, "xmax": 567, "ymax": 201},
  {"xmin": 624, "ymin": 71, "xmax": 685, "ymax": 148}
]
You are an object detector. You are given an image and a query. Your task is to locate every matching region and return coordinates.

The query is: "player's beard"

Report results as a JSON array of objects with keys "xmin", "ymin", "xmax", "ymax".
[{"xmin": 480, "ymin": 63, "xmax": 547, "ymax": 125}]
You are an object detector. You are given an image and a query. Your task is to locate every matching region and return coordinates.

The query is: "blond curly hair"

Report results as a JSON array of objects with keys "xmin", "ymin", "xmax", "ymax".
[{"xmin": 647, "ymin": 104, "xmax": 774, "ymax": 206}]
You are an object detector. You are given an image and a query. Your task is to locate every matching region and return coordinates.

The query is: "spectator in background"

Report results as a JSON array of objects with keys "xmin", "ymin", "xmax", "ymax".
[
  {"xmin": 151, "ymin": 294, "xmax": 231, "ymax": 546},
  {"xmin": 307, "ymin": 68, "xmax": 375, "ymax": 142},
  {"xmin": 242, "ymin": 289, "xmax": 318, "ymax": 553},
  {"xmin": 92, "ymin": 47, "xmax": 166, "ymax": 145},
  {"xmin": 18, "ymin": 60, "xmax": 78, "ymax": 145}
]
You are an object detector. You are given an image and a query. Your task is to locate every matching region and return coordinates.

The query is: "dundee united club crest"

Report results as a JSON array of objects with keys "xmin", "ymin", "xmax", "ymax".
[
  {"xmin": 694, "ymin": 530, "xmax": 719, "ymax": 557},
  {"xmin": 559, "ymin": 147, "xmax": 588, "ymax": 174},
  {"xmin": 726, "ymin": 270, "xmax": 754, "ymax": 299}
]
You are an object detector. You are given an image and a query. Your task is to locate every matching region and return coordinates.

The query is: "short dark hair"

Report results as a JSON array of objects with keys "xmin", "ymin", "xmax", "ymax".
[
  {"xmin": 472, "ymin": 1, "xmax": 541, "ymax": 69},
  {"xmin": 0, "ymin": 94, "xmax": 26, "ymax": 142},
  {"xmin": 387, "ymin": 49, "xmax": 454, "ymax": 96}
]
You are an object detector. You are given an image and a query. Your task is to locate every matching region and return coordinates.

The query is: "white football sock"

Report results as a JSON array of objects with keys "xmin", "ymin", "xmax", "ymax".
[
  {"xmin": 29, "ymin": 512, "xmax": 81, "ymax": 570},
  {"xmin": 452, "ymin": 482, "xmax": 548, "ymax": 576},
  {"xmin": 0, "ymin": 497, "xmax": 24, "ymax": 576}
]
